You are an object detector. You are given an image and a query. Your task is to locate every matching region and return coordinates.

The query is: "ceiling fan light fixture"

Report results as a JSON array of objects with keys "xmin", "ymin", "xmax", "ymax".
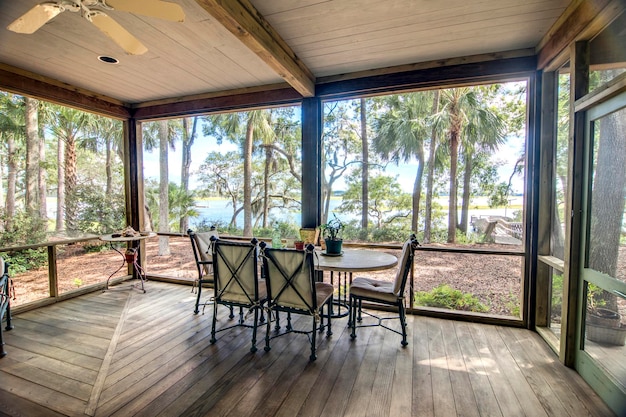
[{"xmin": 98, "ymin": 55, "xmax": 119, "ymax": 64}]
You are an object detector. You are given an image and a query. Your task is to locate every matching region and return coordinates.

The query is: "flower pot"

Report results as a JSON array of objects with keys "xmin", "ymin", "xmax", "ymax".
[
  {"xmin": 587, "ymin": 308, "xmax": 621, "ymax": 328},
  {"xmin": 294, "ymin": 241, "xmax": 305, "ymax": 251},
  {"xmin": 324, "ymin": 239, "xmax": 343, "ymax": 255},
  {"xmin": 586, "ymin": 322, "xmax": 626, "ymax": 346},
  {"xmin": 299, "ymin": 228, "xmax": 319, "ymax": 246}
]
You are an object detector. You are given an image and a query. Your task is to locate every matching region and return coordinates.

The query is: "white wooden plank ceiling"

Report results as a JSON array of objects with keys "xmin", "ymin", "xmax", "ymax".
[{"xmin": 0, "ymin": 0, "xmax": 572, "ymax": 104}]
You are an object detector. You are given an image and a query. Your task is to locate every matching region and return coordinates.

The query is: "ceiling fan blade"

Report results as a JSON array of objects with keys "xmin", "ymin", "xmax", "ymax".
[
  {"xmin": 104, "ymin": 0, "xmax": 185, "ymax": 22},
  {"xmin": 89, "ymin": 12, "xmax": 148, "ymax": 55},
  {"xmin": 7, "ymin": 3, "xmax": 63, "ymax": 34}
]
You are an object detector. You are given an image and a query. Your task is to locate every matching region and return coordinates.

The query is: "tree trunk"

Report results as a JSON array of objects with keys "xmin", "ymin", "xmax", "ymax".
[
  {"xmin": 6, "ymin": 136, "xmax": 17, "ymax": 231},
  {"xmin": 38, "ymin": 127, "xmax": 47, "ymax": 220},
  {"xmin": 447, "ymin": 128, "xmax": 459, "ymax": 243},
  {"xmin": 158, "ymin": 120, "xmax": 170, "ymax": 255},
  {"xmin": 459, "ymin": 153, "xmax": 473, "ymax": 233},
  {"xmin": 64, "ymin": 134, "xmax": 78, "ymax": 231},
  {"xmin": 179, "ymin": 117, "xmax": 197, "ymax": 232},
  {"xmin": 412, "ymin": 145, "xmax": 424, "ymax": 233},
  {"xmin": 424, "ymin": 90, "xmax": 440, "ymax": 243},
  {"xmin": 588, "ymin": 109, "xmax": 626, "ymax": 277},
  {"xmin": 56, "ymin": 138, "xmax": 65, "ymax": 231},
  {"xmin": 263, "ymin": 146, "xmax": 271, "ymax": 228},
  {"xmin": 243, "ymin": 118, "xmax": 254, "ymax": 236},
  {"xmin": 360, "ymin": 98, "xmax": 369, "ymax": 231},
  {"xmin": 105, "ymin": 137, "xmax": 113, "ymax": 198},
  {"xmin": 25, "ymin": 97, "xmax": 40, "ymax": 217}
]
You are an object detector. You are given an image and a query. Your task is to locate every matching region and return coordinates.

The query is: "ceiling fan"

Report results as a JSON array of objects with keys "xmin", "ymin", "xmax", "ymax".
[{"xmin": 7, "ymin": 0, "xmax": 185, "ymax": 55}]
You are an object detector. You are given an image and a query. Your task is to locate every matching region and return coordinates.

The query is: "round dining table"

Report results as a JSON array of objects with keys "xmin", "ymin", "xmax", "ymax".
[{"xmin": 315, "ymin": 248, "xmax": 398, "ymax": 318}]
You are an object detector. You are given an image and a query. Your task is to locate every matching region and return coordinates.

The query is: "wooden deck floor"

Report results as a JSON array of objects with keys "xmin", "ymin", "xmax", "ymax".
[{"xmin": 0, "ymin": 281, "xmax": 616, "ymax": 417}]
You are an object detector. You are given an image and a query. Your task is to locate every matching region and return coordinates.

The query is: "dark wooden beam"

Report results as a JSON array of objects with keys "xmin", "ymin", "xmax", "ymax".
[
  {"xmin": 0, "ymin": 63, "xmax": 130, "ymax": 119},
  {"xmin": 193, "ymin": 0, "xmax": 315, "ymax": 97},
  {"xmin": 131, "ymin": 86, "xmax": 302, "ymax": 120},
  {"xmin": 316, "ymin": 56, "xmax": 537, "ymax": 99},
  {"xmin": 301, "ymin": 97, "xmax": 322, "ymax": 229}
]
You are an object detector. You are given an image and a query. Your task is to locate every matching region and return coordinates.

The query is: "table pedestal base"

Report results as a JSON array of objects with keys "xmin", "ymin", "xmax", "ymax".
[{"xmin": 105, "ymin": 246, "xmax": 147, "ymax": 293}]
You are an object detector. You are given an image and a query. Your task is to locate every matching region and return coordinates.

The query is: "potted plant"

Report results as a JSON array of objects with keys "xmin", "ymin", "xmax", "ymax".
[
  {"xmin": 585, "ymin": 284, "xmax": 626, "ymax": 345},
  {"xmin": 320, "ymin": 214, "xmax": 344, "ymax": 255}
]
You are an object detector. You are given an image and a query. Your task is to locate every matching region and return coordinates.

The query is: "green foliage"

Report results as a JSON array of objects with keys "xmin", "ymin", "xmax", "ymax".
[
  {"xmin": 0, "ymin": 211, "xmax": 48, "ymax": 247},
  {"xmin": 74, "ymin": 184, "xmax": 125, "ymax": 235},
  {"xmin": 414, "ymin": 284, "xmax": 489, "ymax": 312},
  {"xmin": 1, "ymin": 248, "xmax": 48, "ymax": 275},
  {"xmin": 320, "ymin": 213, "xmax": 345, "ymax": 240},
  {"xmin": 369, "ymin": 225, "xmax": 412, "ymax": 243},
  {"xmin": 551, "ymin": 273, "xmax": 563, "ymax": 320}
]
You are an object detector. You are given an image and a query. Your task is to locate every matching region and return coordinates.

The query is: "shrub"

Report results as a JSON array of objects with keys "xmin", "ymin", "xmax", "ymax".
[{"xmin": 414, "ymin": 284, "xmax": 489, "ymax": 313}]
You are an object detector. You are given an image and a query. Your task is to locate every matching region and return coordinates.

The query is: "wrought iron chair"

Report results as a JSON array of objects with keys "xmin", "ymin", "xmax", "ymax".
[
  {"xmin": 211, "ymin": 237, "xmax": 266, "ymax": 353},
  {"xmin": 260, "ymin": 242, "xmax": 333, "ymax": 361},
  {"xmin": 188, "ymin": 228, "xmax": 218, "ymax": 314},
  {"xmin": 349, "ymin": 235, "xmax": 418, "ymax": 346},
  {"xmin": 1, "ymin": 257, "xmax": 14, "ymax": 358}
]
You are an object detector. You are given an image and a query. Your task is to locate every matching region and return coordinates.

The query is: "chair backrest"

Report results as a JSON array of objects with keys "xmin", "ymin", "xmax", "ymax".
[
  {"xmin": 392, "ymin": 235, "xmax": 419, "ymax": 297},
  {"xmin": 189, "ymin": 228, "xmax": 218, "ymax": 276},
  {"xmin": 261, "ymin": 243, "xmax": 317, "ymax": 312},
  {"xmin": 212, "ymin": 237, "xmax": 260, "ymax": 305}
]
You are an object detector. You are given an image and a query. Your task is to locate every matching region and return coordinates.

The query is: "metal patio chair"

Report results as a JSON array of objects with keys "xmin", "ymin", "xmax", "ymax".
[
  {"xmin": 349, "ymin": 235, "xmax": 418, "ymax": 346},
  {"xmin": 211, "ymin": 237, "xmax": 266, "ymax": 353},
  {"xmin": 260, "ymin": 243, "xmax": 333, "ymax": 361},
  {"xmin": 188, "ymin": 227, "xmax": 219, "ymax": 314}
]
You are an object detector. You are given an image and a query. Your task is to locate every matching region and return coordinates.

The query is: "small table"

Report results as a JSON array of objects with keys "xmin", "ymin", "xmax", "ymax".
[
  {"xmin": 316, "ymin": 249, "xmax": 398, "ymax": 318},
  {"xmin": 100, "ymin": 233, "xmax": 156, "ymax": 292}
]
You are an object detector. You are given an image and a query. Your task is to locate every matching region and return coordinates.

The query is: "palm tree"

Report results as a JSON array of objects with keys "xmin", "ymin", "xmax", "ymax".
[
  {"xmin": 373, "ymin": 93, "xmax": 432, "ymax": 233},
  {"xmin": 424, "ymin": 89, "xmax": 443, "ymax": 243},
  {"xmin": 458, "ymin": 87, "xmax": 506, "ymax": 233},
  {"xmin": 24, "ymin": 97, "xmax": 41, "ymax": 218},
  {"xmin": 47, "ymin": 105, "xmax": 91, "ymax": 232},
  {"xmin": 205, "ymin": 110, "xmax": 273, "ymax": 236},
  {"xmin": 179, "ymin": 116, "xmax": 199, "ymax": 232},
  {"xmin": 436, "ymin": 87, "xmax": 505, "ymax": 242},
  {"xmin": 143, "ymin": 119, "xmax": 180, "ymax": 254}
]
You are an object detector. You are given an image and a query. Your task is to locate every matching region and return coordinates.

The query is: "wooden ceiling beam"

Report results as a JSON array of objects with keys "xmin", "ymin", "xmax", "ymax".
[
  {"xmin": 536, "ymin": 0, "xmax": 622, "ymax": 70},
  {"xmin": 0, "ymin": 63, "xmax": 130, "ymax": 119},
  {"xmin": 194, "ymin": 0, "xmax": 315, "ymax": 98}
]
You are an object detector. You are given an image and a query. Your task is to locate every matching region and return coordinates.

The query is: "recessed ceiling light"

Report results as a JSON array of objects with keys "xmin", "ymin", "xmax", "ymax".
[{"xmin": 98, "ymin": 56, "xmax": 119, "ymax": 64}]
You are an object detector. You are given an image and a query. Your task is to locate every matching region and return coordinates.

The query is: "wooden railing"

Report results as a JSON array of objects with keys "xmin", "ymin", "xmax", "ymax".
[{"xmin": 2, "ymin": 232, "xmax": 526, "ymax": 325}]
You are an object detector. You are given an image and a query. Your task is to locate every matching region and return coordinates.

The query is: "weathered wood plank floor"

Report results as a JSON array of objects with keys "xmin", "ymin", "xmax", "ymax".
[{"xmin": 0, "ymin": 281, "xmax": 616, "ymax": 417}]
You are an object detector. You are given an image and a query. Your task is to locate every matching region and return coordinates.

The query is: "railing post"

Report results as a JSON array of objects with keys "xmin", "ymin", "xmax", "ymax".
[{"xmin": 47, "ymin": 245, "xmax": 58, "ymax": 298}]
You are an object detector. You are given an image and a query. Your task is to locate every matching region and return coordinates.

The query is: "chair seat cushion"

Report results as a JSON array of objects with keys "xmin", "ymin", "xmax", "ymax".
[
  {"xmin": 315, "ymin": 282, "xmax": 334, "ymax": 306},
  {"xmin": 350, "ymin": 277, "xmax": 398, "ymax": 303}
]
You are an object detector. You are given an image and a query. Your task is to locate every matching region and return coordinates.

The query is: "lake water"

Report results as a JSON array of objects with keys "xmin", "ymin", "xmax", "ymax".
[{"xmin": 188, "ymin": 197, "xmax": 523, "ymax": 229}]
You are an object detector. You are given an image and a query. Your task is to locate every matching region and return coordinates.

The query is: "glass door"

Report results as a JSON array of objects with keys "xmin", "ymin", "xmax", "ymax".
[{"xmin": 577, "ymin": 92, "xmax": 626, "ymax": 413}]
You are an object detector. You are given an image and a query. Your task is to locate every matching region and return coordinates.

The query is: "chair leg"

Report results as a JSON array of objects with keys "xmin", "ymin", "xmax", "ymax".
[
  {"xmin": 238, "ymin": 306, "xmax": 244, "ymax": 324},
  {"xmin": 326, "ymin": 302, "xmax": 333, "ymax": 337},
  {"xmin": 274, "ymin": 311, "xmax": 281, "ymax": 332},
  {"xmin": 229, "ymin": 305, "xmax": 235, "ymax": 319},
  {"xmin": 399, "ymin": 301, "xmax": 408, "ymax": 347},
  {"xmin": 350, "ymin": 295, "xmax": 357, "ymax": 340},
  {"xmin": 357, "ymin": 299, "xmax": 363, "ymax": 322},
  {"xmin": 210, "ymin": 302, "xmax": 218, "ymax": 344},
  {"xmin": 309, "ymin": 316, "xmax": 317, "ymax": 361},
  {"xmin": 194, "ymin": 281, "xmax": 202, "ymax": 314},
  {"xmin": 286, "ymin": 312, "xmax": 292, "ymax": 331},
  {"xmin": 250, "ymin": 307, "xmax": 258, "ymax": 353},
  {"xmin": 264, "ymin": 309, "xmax": 272, "ymax": 352}
]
